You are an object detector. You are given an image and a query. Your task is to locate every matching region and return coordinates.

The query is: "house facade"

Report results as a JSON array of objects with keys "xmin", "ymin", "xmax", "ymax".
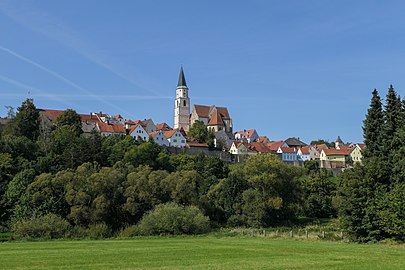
[
  {"xmin": 150, "ymin": 130, "xmax": 170, "ymax": 146},
  {"xmin": 164, "ymin": 129, "xmax": 186, "ymax": 148},
  {"xmin": 234, "ymin": 129, "xmax": 259, "ymax": 143},
  {"xmin": 128, "ymin": 124, "xmax": 149, "ymax": 141}
]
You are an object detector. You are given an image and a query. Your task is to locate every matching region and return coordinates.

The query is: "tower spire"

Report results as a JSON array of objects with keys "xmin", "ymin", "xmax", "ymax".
[{"xmin": 177, "ymin": 65, "xmax": 187, "ymax": 88}]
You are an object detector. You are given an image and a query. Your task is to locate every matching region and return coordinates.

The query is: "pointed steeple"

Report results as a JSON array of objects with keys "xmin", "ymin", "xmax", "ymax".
[{"xmin": 177, "ymin": 65, "xmax": 188, "ymax": 88}]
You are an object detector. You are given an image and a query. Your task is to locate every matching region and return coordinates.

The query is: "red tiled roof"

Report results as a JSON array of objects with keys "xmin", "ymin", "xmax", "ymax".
[
  {"xmin": 267, "ymin": 141, "xmax": 285, "ymax": 151},
  {"xmin": 208, "ymin": 111, "xmax": 225, "ymax": 126},
  {"xmin": 315, "ymin": 144, "xmax": 329, "ymax": 151},
  {"xmin": 257, "ymin": 136, "xmax": 269, "ymax": 144},
  {"xmin": 128, "ymin": 124, "xmax": 144, "ymax": 134},
  {"xmin": 323, "ymin": 148, "xmax": 352, "ymax": 156},
  {"xmin": 164, "ymin": 129, "xmax": 178, "ymax": 138},
  {"xmin": 187, "ymin": 142, "xmax": 209, "ymax": 148},
  {"xmin": 299, "ymin": 146, "xmax": 310, "ymax": 155},
  {"xmin": 357, "ymin": 143, "xmax": 366, "ymax": 150},
  {"xmin": 235, "ymin": 129, "xmax": 257, "ymax": 138},
  {"xmin": 156, "ymin": 122, "xmax": 173, "ymax": 131},
  {"xmin": 194, "ymin": 105, "xmax": 231, "ymax": 119},
  {"xmin": 98, "ymin": 122, "xmax": 126, "ymax": 133},
  {"xmin": 248, "ymin": 142, "xmax": 272, "ymax": 153},
  {"xmin": 113, "ymin": 114, "xmax": 123, "ymax": 119},
  {"xmin": 40, "ymin": 109, "xmax": 65, "ymax": 122},
  {"xmin": 279, "ymin": 147, "xmax": 296, "ymax": 153}
]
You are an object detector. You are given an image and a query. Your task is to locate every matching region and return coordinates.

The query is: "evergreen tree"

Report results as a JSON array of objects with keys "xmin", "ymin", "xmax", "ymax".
[
  {"xmin": 10, "ymin": 99, "xmax": 40, "ymax": 141},
  {"xmin": 362, "ymin": 89, "xmax": 383, "ymax": 158},
  {"xmin": 381, "ymin": 85, "xmax": 401, "ymax": 156}
]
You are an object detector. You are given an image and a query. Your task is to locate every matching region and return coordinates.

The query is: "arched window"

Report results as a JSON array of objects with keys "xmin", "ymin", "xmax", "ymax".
[{"xmin": 183, "ymin": 100, "xmax": 186, "ymax": 106}]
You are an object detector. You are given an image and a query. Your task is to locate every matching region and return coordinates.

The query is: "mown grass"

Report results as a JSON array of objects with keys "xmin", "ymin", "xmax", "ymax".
[{"xmin": 0, "ymin": 236, "xmax": 404, "ymax": 269}]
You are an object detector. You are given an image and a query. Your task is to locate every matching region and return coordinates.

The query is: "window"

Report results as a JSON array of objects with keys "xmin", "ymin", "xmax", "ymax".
[
  {"xmin": 181, "ymin": 140, "xmax": 185, "ymax": 143},
  {"xmin": 183, "ymin": 100, "xmax": 186, "ymax": 106},
  {"xmin": 173, "ymin": 139, "xmax": 177, "ymax": 143}
]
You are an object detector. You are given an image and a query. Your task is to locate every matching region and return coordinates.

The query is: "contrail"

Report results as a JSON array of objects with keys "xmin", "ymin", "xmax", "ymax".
[
  {"xmin": 0, "ymin": 74, "xmax": 75, "ymax": 107},
  {"xmin": 0, "ymin": 45, "xmax": 136, "ymax": 118}
]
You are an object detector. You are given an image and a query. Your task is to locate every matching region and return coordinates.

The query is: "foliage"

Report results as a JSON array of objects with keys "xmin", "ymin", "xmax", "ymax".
[
  {"xmin": 55, "ymin": 109, "xmax": 82, "ymax": 135},
  {"xmin": 136, "ymin": 203, "xmax": 210, "ymax": 235},
  {"xmin": 5, "ymin": 99, "xmax": 40, "ymax": 141},
  {"xmin": 11, "ymin": 213, "xmax": 71, "ymax": 239}
]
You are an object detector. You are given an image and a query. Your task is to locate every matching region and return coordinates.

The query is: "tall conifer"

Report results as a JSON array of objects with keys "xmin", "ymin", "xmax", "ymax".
[{"xmin": 362, "ymin": 89, "xmax": 383, "ymax": 158}]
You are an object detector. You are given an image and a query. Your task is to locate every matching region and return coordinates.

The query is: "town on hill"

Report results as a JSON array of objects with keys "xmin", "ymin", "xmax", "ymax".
[{"xmin": 0, "ymin": 66, "xmax": 365, "ymax": 173}]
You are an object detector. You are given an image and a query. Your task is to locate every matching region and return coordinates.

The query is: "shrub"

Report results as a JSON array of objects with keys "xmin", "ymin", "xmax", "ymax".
[
  {"xmin": 136, "ymin": 203, "xmax": 210, "ymax": 235},
  {"xmin": 118, "ymin": 225, "xmax": 139, "ymax": 238},
  {"xmin": 11, "ymin": 214, "xmax": 71, "ymax": 239},
  {"xmin": 86, "ymin": 223, "xmax": 111, "ymax": 239}
]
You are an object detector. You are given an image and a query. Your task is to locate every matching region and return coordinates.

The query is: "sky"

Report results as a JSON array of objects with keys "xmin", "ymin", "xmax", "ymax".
[{"xmin": 1, "ymin": 1, "xmax": 405, "ymax": 143}]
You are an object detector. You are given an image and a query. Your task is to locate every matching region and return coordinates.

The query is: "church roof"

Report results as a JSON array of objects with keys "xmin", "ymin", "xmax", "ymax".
[
  {"xmin": 208, "ymin": 111, "xmax": 225, "ymax": 126},
  {"xmin": 284, "ymin": 137, "xmax": 307, "ymax": 147},
  {"xmin": 177, "ymin": 65, "xmax": 187, "ymax": 88},
  {"xmin": 193, "ymin": 105, "xmax": 231, "ymax": 120},
  {"xmin": 336, "ymin": 136, "xmax": 344, "ymax": 144}
]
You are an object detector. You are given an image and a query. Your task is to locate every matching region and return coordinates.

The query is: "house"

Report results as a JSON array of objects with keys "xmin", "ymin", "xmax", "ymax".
[
  {"xmin": 141, "ymin": 119, "xmax": 156, "ymax": 133},
  {"xmin": 267, "ymin": 141, "xmax": 289, "ymax": 152},
  {"xmin": 97, "ymin": 121, "xmax": 126, "ymax": 137},
  {"xmin": 319, "ymin": 148, "xmax": 352, "ymax": 162},
  {"xmin": 111, "ymin": 114, "xmax": 124, "ymax": 125},
  {"xmin": 156, "ymin": 122, "xmax": 173, "ymax": 132},
  {"xmin": 308, "ymin": 145, "xmax": 321, "ymax": 160},
  {"xmin": 349, "ymin": 144, "xmax": 366, "ymax": 163},
  {"xmin": 234, "ymin": 129, "xmax": 259, "ymax": 143},
  {"xmin": 229, "ymin": 141, "xmax": 254, "ymax": 155},
  {"xmin": 164, "ymin": 129, "xmax": 186, "ymax": 147},
  {"xmin": 284, "ymin": 137, "xmax": 307, "ymax": 148},
  {"xmin": 149, "ymin": 130, "xmax": 170, "ymax": 146},
  {"xmin": 314, "ymin": 143, "xmax": 329, "ymax": 152},
  {"xmin": 277, "ymin": 147, "xmax": 298, "ymax": 161},
  {"xmin": 297, "ymin": 146, "xmax": 311, "ymax": 161},
  {"xmin": 128, "ymin": 124, "xmax": 149, "ymax": 141}
]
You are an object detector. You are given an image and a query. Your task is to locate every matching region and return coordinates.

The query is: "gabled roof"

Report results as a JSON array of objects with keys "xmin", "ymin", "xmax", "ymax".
[
  {"xmin": 298, "ymin": 146, "xmax": 310, "ymax": 155},
  {"xmin": 356, "ymin": 143, "xmax": 366, "ymax": 150},
  {"xmin": 164, "ymin": 129, "xmax": 180, "ymax": 139},
  {"xmin": 208, "ymin": 111, "xmax": 225, "ymax": 126},
  {"xmin": 235, "ymin": 129, "xmax": 257, "ymax": 138},
  {"xmin": 248, "ymin": 142, "xmax": 272, "ymax": 153},
  {"xmin": 40, "ymin": 109, "xmax": 65, "ymax": 122},
  {"xmin": 156, "ymin": 122, "xmax": 173, "ymax": 131},
  {"xmin": 278, "ymin": 147, "xmax": 296, "ymax": 153},
  {"xmin": 128, "ymin": 123, "xmax": 146, "ymax": 134},
  {"xmin": 314, "ymin": 144, "xmax": 328, "ymax": 151},
  {"xmin": 149, "ymin": 130, "xmax": 165, "ymax": 138},
  {"xmin": 285, "ymin": 137, "xmax": 307, "ymax": 147},
  {"xmin": 98, "ymin": 122, "xmax": 126, "ymax": 133},
  {"xmin": 267, "ymin": 141, "xmax": 286, "ymax": 151},
  {"xmin": 193, "ymin": 105, "xmax": 231, "ymax": 120},
  {"xmin": 112, "ymin": 114, "xmax": 123, "ymax": 119},
  {"xmin": 257, "ymin": 136, "xmax": 269, "ymax": 144}
]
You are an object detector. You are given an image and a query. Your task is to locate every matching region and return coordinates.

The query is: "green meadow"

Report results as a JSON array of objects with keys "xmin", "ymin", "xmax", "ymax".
[{"xmin": 0, "ymin": 236, "xmax": 404, "ymax": 270}]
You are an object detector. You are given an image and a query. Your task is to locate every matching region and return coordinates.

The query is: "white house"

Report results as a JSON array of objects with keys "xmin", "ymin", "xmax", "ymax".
[
  {"xmin": 164, "ymin": 129, "xmax": 186, "ymax": 147},
  {"xmin": 277, "ymin": 147, "xmax": 297, "ymax": 161},
  {"xmin": 297, "ymin": 146, "xmax": 311, "ymax": 161},
  {"xmin": 234, "ymin": 129, "xmax": 259, "ymax": 143},
  {"xmin": 149, "ymin": 130, "xmax": 170, "ymax": 147},
  {"xmin": 128, "ymin": 124, "xmax": 149, "ymax": 141}
]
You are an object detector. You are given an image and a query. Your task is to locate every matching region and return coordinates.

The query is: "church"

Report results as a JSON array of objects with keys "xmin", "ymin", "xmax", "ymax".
[{"xmin": 174, "ymin": 66, "xmax": 233, "ymax": 134}]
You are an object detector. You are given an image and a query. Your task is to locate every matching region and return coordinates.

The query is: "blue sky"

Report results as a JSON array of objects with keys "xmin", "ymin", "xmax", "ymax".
[{"xmin": 1, "ymin": 1, "xmax": 405, "ymax": 143}]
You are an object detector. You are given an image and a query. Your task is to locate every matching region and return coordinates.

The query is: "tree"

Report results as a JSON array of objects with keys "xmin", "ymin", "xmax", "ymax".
[
  {"xmin": 188, "ymin": 120, "xmax": 209, "ymax": 143},
  {"xmin": 362, "ymin": 89, "xmax": 384, "ymax": 159},
  {"xmin": 381, "ymin": 85, "xmax": 401, "ymax": 157},
  {"xmin": 310, "ymin": 139, "xmax": 335, "ymax": 148},
  {"xmin": 55, "ymin": 109, "xmax": 82, "ymax": 135},
  {"xmin": 10, "ymin": 99, "xmax": 40, "ymax": 141}
]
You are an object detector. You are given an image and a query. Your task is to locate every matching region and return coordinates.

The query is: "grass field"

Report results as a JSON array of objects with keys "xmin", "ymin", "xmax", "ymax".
[{"xmin": 0, "ymin": 236, "xmax": 404, "ymax": 269}]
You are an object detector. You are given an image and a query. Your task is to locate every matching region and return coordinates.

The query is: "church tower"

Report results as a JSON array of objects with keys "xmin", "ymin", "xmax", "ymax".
[{"xmin": 174, "ymin": 65, "xmax": 190, "ymax": 131}]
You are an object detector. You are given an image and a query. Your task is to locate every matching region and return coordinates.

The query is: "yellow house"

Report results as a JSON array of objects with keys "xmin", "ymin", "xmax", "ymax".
[
  {"xmin": 320, "ymin": 149, "xmax": 351, "ymax": 162},
  {"xmin": 349, "ymin": 144, "xmax": 365, "ymax": 163}
]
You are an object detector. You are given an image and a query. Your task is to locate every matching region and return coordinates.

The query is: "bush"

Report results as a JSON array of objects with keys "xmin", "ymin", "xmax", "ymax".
[
  {"xmin": 86, "ymin": 223, "xmax": 111, "ymax": 239},
  {"xmin": 118, "ymin": 225, "xmax": 139, "ymax": 238},
  {"xmin": 11, "ymin": 214, "xmax": 71, "ymax": 239},
  {"xmin": 136, "ymin": 203, "xmax": 210, "ymax": 235}
]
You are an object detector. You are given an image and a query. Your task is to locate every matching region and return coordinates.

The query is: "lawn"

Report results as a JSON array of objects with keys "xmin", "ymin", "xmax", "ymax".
[{"xmin": 0, "ymin": 236, "xmax": 404, "ymax": 269}]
